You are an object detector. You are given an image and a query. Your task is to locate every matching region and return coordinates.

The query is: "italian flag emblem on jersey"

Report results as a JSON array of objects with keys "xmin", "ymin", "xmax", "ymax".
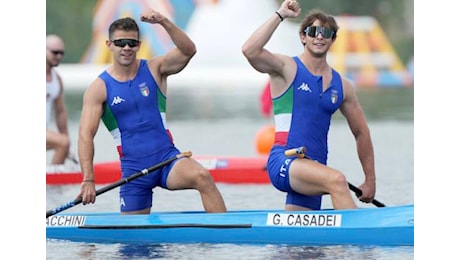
[
  {"xmin": 331, "ymin": 95, "xmax": 337, "ymax": 104},
  {"xmin": 330, "ymin": 90, "xmax": 338, "ymax": 104},
  {"xmin": 139, "ymin": 84, "xmax": 149, "ymax": 97}
]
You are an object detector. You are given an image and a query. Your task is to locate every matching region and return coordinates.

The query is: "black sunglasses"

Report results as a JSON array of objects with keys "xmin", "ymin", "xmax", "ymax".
[
  {"xmin": 48, "ymin": 49, "xmax": 65, "ymax": 56},
  {"xmin": 111, "ymin": 39, "xmax": 140, "ymax": 48},
  {"xmin": 304, "ymin": 26, "xmax": 335, "ymax": 39}
]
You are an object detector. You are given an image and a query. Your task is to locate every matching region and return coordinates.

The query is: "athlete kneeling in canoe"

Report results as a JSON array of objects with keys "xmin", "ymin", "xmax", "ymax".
[
  {"xmin": 77, "ymin": 9, "xmax": 227, "ymax": 214},
  {"xmin": 242, "ymin": 0, "xmax": 376, "ymax": 210}
]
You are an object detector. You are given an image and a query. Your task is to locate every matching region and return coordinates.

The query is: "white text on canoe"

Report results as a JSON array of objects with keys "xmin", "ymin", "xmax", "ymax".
[
  {"xmin": 266, "ymin": 213, "xmax": 342, "ymax": 227},
  {"xmin": 47, "ymin": 216, "xmax": 86, "ymax": 226}
]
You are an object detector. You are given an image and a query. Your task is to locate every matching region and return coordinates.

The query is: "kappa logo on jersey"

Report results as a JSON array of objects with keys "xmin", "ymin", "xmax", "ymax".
[
  {"xmin": 139, "ymin": 82, "xmax": 149, "ymax": 97},
  {"xmin": 111, "ymin": 96, "xmax": 125, "ymax": 106},
  {"xmin": 297, "ymin": 82, "xmax": 312, "ymax": 92}
]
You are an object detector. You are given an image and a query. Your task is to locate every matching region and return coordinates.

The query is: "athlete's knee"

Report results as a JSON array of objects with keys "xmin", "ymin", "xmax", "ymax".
[
  {"xmin": 323, "ymin": 169, "xmax": 348, "ymax": 194},
  {"xmin": 193, "ymin": 167, "xmax": 216, "ymax": 188},
  {"xmin": 63, "ymin": 135, "xmax": 71, "ymax": 149},
  {"xmin": 57, "ymin": 134, "xmax": 71, "ymax": 150}
]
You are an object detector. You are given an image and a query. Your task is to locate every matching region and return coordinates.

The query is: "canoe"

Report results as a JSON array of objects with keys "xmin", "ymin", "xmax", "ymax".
[
  {"xmin": 46, "ymin": 204, "xmax": 414, "ymax": 246},
  {"xmin": 46, "ymin": 155, "xmax": 269, "ymax": 185}
]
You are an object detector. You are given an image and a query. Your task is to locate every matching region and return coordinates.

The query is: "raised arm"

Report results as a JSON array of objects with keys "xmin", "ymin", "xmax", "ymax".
[
  {"xmin": 140, "ymin": 9, "xmax": 196, "ymax": 77},
  {"xmin": 242, "ymin": 0, "xmax": 301, "ymax": 75}
]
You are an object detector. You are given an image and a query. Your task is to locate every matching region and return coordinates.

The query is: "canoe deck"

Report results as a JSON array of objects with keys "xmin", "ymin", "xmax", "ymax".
[{"xmin": 46, "ymin": 204, "xmax": 414, "ymax": 246}]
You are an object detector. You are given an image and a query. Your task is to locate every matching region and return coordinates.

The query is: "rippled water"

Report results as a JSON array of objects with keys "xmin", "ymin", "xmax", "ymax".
[
  {"xmin": 46, "ymin": 241, "xmax": 414, "ymax": 260},
  {"xmin": 46, "ymin": 87, "xmax": 414, "ymax": 259}
]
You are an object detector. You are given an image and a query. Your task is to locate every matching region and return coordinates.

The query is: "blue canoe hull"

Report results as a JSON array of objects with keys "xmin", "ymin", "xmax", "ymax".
[{"xmin": 46, "ymin": 204, "xmax": 414, "ymax": 246}]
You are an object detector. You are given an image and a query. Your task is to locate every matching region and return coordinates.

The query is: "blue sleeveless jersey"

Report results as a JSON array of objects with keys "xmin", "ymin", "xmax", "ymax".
[
  {"xmin": 99, "ymin": 59, "xmax": 174, "ymax": 160},
  {"xmin": 273, "ymin": 56, "xmax": 344, "ymax": 164}
]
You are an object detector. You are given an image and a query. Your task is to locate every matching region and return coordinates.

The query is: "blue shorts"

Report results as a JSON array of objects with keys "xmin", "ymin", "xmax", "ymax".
[
  {"xmin": 119, "ymin": 146, "xmax": 181, "ymax": 212},
  {"xmin": 267, "ymin": 146, "xmax": 322, "ymax": 210}
]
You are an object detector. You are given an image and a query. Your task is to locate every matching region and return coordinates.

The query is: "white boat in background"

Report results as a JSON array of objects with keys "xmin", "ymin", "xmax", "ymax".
[{"xmin": 56, "ymin": 64, "xmax": 268, "ymax": 91}]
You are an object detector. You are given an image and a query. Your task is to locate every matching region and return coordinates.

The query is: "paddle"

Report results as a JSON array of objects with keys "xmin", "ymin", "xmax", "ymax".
[
  {"xmin": 46, "ymin": 151, "xmax": 192, "ymax": 218},
  {"xmin": 67, "ymin": 152, "xmax": 79, "ymax": 164},
  {"xmin": 347, "ymin": 182, "xmax": 385, "ymax": 207},
  {"xmin": 284, "ymin": 146, "xmax": 386, "ymax": 208}
]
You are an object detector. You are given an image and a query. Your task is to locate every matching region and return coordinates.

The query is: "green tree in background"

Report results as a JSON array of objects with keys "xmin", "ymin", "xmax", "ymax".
[
  {"xmin": 46, "ymin": 0, "xmax": 97, "ymax": 63},
  {"xmin": 46, "ymin": 0, "xmax": 413, "ymax": 64}
]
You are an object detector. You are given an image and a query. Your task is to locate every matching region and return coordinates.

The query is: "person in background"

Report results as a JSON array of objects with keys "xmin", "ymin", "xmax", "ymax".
[
  {"xmin": 76, "ymin": 9, "xmax": 227, "ymax": 214},
  {"xmin": 46, "ymin": 34, "xmax": 71, "ymax": 165},
  {"xmin": 242, "ymin": 0, "xmax": 376, "ymax": 210}
]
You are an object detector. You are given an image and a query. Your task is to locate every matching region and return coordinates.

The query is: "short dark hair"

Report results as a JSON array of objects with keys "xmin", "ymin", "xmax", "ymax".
[
  {"xmin": 299, "ymin": 9, "xmax": 339, "ymax": 41},
  {"xmin": 108, "ymin": 17, "xmax": 140, "ymax": 40}
]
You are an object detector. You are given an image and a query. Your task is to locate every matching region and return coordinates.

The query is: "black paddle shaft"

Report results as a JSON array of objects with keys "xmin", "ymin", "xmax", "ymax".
[
  {"xmin": 348, "ymin": 183, "xmax": 385, "ymax": 207},
  {"xmin": 46, "ymin": 151, "xmax": 192, "ymax": 218}
]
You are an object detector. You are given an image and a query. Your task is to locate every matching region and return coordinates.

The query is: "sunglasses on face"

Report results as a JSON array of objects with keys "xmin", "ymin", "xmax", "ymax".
[
  {"xmin": 48, "ymin": 49, "xmax": 65, "ymax": 56},
  {"xmin": 304, "ymin": 26, "xmax": 335, "ymax": 39},
  {"xmin": 111, "ymin": 39, "xmax": 140, "ymax": 48}
]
